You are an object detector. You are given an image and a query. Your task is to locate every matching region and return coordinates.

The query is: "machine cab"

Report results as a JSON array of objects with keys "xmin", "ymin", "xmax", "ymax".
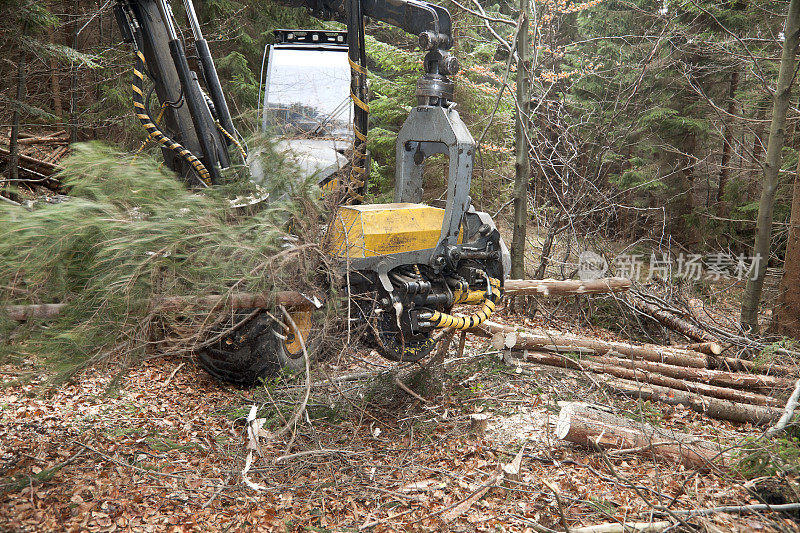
[{"xmin": 255, "ymin": 29, "xmax": 353, "ymax": 185}]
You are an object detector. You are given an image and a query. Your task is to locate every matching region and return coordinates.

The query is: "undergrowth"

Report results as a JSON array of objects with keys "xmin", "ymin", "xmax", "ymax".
[{"xmin": 0, "ymin": 142, "xmax": 333, "ymax": 383}]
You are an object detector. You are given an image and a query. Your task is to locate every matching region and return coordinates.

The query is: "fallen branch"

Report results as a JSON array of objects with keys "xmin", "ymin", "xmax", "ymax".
[
  {"xmin": 556, "ymin": 402, "xmax": 727, "ymax": 470},
  {"xmin": 16, "ymin": 136, "xmax": 68, "ymax": 146},
  {"xmin": 570, "ymin": 521, "xmax": 672, "ymax": 533},
  {"xmin": 0, "ymin": 146, "xmax": 62, "ymax": 173},
  {"xmin": 440, "ymin": 470, "xmax": 503, "ymax": 522},
  {"xmin": 504, "ymin": 277, "xmax": 631, "ymax": 297},
  {"xmin": 630, "ymin": 296, "xmax": 714, "ymax": 343},
  {"xmin": 670, "ymin": 502, "xmax": 800, "ymax": 516},
  {"xmin": 765, "ymin": 376, "xmax": 800, "ymax": 438}
]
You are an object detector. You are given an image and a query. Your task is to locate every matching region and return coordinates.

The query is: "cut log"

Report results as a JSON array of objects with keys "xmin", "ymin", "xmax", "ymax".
[
  {"xmin": 631, "ymin": 297, "xmax": 714, "ymax": 343},
  {"xmin": 4, "ymin": 302, "xmax": 66, "ymax": 321},
  {"xmin": 4, "ymin": 291, "xmax": 318, "ymax": 321},
  {"xmin": 601, "ymin": 377, "xmax": 783, "ymax": 426},
  {"xmin": 16, "ymin": 136, "xmax": 69, "ymax": 146},
  {"xmin": 504, "ymin": 277, "xmax": 631, "ymax": 297},
  {"xmin": 42, "ymin": 146, "xmax": 69, "ymax": 164},
  {"xmin": 0, "ymin": 147, "xmax": 62, "ymax": 174},
  {"xmin": 605, "ymin": 355, "xmax": 793, "ymax": 393},
  {"xmin": 674, "ymin": 342, "xmax": 724, "ymax": 356},
  {"xmin": 472, "ymin": 321, "xmax": 710, "ymax": 368},
  {"xmin": 157, "ymin": 291, "xmax": 318, "ymax": 312},
  {"xmin": 556, "ymin": 402, "xmax": 728, "ymax": 470},
  {"xmin": 523, "ymin": 351, "xmax": 785, "ymax": 408}
]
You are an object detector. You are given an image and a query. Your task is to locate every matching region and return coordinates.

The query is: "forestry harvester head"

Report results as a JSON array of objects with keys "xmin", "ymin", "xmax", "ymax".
[{"xmin": 113, "ymin": 0, "xmax": 509, "ymax": 385}]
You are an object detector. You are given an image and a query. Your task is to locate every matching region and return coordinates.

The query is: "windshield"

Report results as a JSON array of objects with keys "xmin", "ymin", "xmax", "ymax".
[{"xmin": 262, "ymin": 48, "xmax": 353, "ymax": 139}]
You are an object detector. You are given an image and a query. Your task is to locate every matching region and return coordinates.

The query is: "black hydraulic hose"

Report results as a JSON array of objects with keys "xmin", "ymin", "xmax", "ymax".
[
  {"xmin": 195, "ymin": 38, "xmax": 236, "ymax": 146},
  {"xmin": 166, "ymin": 38, "xmax": 222, "ymax": 184}
]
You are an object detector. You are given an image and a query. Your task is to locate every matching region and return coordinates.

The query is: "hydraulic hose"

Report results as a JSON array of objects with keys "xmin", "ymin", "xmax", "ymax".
[
  {"xmin": 132, "ymin": 51, "xmax": 212, "ymax": 187},
  {"xmin": 425, "ymin": 276, "xmax": 501, "ymax": 331},
  {"xmin": 214, "ymin": 120, "xmax": 248, "ymax": 162}
]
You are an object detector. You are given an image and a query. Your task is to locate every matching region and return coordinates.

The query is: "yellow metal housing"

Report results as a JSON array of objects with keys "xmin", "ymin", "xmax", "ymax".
[{"xmin": 327, "ymin": 203, "xmax": 460, "ymax": 258}]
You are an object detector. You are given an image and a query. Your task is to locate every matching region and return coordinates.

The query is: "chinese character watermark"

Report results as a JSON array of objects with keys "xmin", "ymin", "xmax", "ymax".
[{"xmin": 604, "ymin": 252, "xmax": 761, "ymax": 282}]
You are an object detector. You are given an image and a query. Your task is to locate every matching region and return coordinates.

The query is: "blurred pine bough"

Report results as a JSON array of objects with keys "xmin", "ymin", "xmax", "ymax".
[{"xmin": 0, "ymin": 142, "xmax": 331, "ymax": 382}]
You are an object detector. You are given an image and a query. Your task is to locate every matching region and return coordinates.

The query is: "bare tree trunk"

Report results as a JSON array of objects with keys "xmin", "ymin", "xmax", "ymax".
[
  {"xmin": 8, "ymin": 50, "xmax": 27, "ymax": 183},
  {"xmin": 741, "ymin": 0, "xmax": 800, "ymax": 333},
  {"xmin": 510, "ymin": 0, "xmax": 529, "ymax": 280},
  {"xmin": 533, "ymin": 218, "xmax": 561, "ymax": 279},
  {"xmin": 717, "ymin": 69, "xmax": 739, "ymax": 212},
  {"xmin": 772, "ymin": 172, "xmax": 800, "ymax": 337},
  {"xmin": 48, "ymin": 26, "xmax": 63, "ymax": 120},
  {"xmin": 69, "ymin": 0, "xmax": 80, "ymax": 144}
]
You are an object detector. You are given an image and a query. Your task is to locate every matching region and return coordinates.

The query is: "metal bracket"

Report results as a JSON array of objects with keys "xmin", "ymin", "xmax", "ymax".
[{"xmin": 394, "ymin": 104, "xmax": 475, "ymax": 265}]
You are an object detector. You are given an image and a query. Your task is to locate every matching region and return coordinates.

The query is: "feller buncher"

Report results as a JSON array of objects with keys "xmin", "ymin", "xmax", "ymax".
[{"xmin": 113, "ymin": 0, "xmax": 510, "ymax": 386}]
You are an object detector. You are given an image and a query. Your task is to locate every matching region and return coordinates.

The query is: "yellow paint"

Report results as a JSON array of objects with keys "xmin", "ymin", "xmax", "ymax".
[
  {"xmin": 453, "ymin": 289, "xmax": 487, "ymax": 304},
  {"xmin": 327, "ymin": 203, "xmax": 461, "ymax": 258},
  {"xmin": 321, "ymin": 178, "xmax": 339, "ymax": 193},
  {"xmin": 284, "ymin": 310, "xmax": 312, "ymax": 358}
]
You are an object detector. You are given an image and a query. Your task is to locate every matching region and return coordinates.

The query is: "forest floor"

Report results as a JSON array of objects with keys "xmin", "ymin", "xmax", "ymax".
[{"xmin": 0, "ymin": 306, "xmax": 798, "ymax": 532}]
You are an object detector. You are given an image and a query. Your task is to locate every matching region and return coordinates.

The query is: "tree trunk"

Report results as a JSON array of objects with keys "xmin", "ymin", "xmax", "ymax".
[
  {"xmin": 772, "ymin": 171, "xmax": 800, "ymax": 338},
  {"xmin": 741, "ymin": 0, "xmax": 800, "ymax": 333},
  {"xmin": 4, "ymin": 290, "xmax": 318, "ymax": 321},
  {"xmin": 717, "ymin": 69, "xmax": 739, "ymax": 211},
  {"xmin": 556, "ymin": 402, "xmax": 728, "ymax": 470},
  {"xmin": 602, "ymin": 376, "xmax": 783, "ymax": 426},
  {"xmin": 48, "ymin": 26, "xmax": 63, "ymax": 120},
  {"xmin": 533, "ymin": 218, "xmax": 562, "ymax": 279},
  {"xmin": 8, "ymin": 49, "xmax": 27, "ymax": 183},
  {"xmin": 510, "ymin": 1, "xmax": 529, "ymax": 280},
  {"xmin": 504, "ymin": 277, "xmax": 631, "ymax": 297},
  {"xmin": 69, "ymin": 0, "xmax": 80, "ymax": 144}
]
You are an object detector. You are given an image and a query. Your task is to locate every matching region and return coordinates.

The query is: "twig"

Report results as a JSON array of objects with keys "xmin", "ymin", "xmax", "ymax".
[
  {"xmin": 359, "ymin": 508, "xmax": 416, "ymax": 530},
  {"xmin": 393, "ymin": 375, "xmax": 430, "ymax": 404},
  {"xmin": 765, "ymin": 376, "xmax": 800, "ymax": 438},
  {"xmin": 593, "ymin": 446, "xmax": 694, "ymax": 530},
  {"xmin": 542, "ymin": 479, "xmax": 571, "ymax": 533},
  {"xmin": 162, "ymin": 362, "xmax": 185, "ymax": 389},
  {"xmin": 274, "ymin": 448, "xmax": 361, "ymax": 463},
  {"xmin": 74, "ymin": 441, "xmax": 196, "ymax": 481}
]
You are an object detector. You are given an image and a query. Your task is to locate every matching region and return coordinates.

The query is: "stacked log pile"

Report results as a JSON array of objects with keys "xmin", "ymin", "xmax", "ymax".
[
  {"xmin": 472, "ymin": 320, "xmax": 793, "ymax": 426},
  {"xmin": 1, "ymin": 130, "xmax": 68, "ymax": 186}
]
